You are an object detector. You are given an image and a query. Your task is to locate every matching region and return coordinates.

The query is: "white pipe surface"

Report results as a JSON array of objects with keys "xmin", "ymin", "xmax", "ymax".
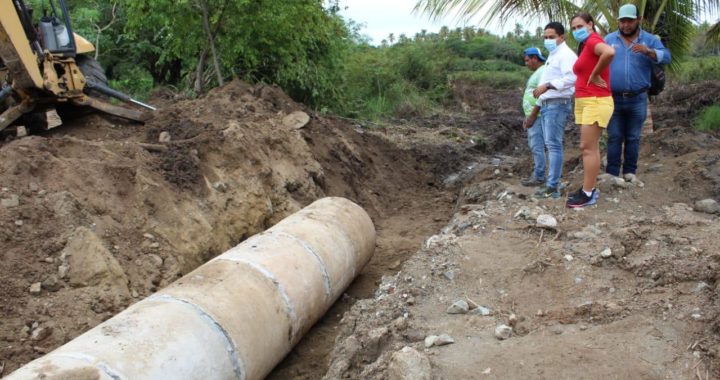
[{"xmin": 7, "ymin": 197, "xmax": 376, "ymax": 380}]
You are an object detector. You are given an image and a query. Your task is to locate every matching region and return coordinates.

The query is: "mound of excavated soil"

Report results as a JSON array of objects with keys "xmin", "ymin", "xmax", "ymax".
[{"xmin": 0, "ymin": 79, "xmax": 488, "ymax": 375}]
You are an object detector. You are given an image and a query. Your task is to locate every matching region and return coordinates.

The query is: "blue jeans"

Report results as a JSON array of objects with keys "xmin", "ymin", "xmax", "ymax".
[
  {"xmin": 606, "ymin": 93, "xmax": 647, "ymax": 176},
  {"xmin": 540, "ymin": 99, "xmax": 572, "ymax": 189},
  {"xmin": 527, "ymin": 117, "xmax": 545, "ymax": 180}
]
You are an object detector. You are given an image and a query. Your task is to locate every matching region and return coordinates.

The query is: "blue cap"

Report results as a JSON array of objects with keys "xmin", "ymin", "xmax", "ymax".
[
  {"xmin": 524, "ymin": 47, "xmax": 546, "ymax": 62},
  {"xmin": 618, "ymin": 4, "xmax": 638, "ymax": 19}
]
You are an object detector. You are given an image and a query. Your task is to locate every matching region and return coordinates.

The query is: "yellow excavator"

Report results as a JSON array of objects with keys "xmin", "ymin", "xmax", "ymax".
[{"xmin": 0, "ymin": 0, "xmax": 154, "ymax": 134}]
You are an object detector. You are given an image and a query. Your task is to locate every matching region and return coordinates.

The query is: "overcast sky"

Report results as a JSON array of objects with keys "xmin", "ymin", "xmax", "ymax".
[
  {"xmin": 337, "ymin": 0, "xmax": 542, "ymax": 44},
  {"xmin": 337, "ymin": 0, "xmax": 719, "ymax": 45}
]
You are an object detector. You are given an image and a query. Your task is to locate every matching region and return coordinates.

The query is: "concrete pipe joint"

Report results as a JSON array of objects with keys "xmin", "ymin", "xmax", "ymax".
[{"xmin": 7, "ymin": 197, "xmax": 376, "ymax": 380}]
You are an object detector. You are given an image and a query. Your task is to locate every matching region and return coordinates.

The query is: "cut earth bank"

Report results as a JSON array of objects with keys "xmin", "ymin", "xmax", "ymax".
[{"xmin": 1, "ymin": 79, "xmax": 719, "ymax": 380}]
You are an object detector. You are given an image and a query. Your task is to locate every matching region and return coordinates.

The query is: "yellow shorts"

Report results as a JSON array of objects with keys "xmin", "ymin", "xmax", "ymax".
[{"xmin": 575, "ymin": 96, "xmax": 614, "ymax": 128}]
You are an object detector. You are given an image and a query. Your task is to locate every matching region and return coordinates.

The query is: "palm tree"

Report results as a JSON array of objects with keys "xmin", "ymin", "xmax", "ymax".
[
  {"xmin": 414, "ymin": 0, "xmax": 720, "ymax": 63},
  {"xmin": 708, "ymin": 21, "xmax": 720, "ymax": 44},
  {"xmin": 439, "ymin": 25, "xmax": 450, "ymax": 39}
]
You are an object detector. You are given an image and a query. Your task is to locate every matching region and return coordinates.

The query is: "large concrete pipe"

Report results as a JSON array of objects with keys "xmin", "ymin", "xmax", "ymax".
[{"xmin": 7, "ymin": 197, "xmax": 376, "ymax": 380}]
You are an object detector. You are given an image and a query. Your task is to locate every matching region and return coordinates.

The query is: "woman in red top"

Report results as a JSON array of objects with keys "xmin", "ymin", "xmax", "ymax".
[{"xmin": 567, "ymin": 12, "xmax": 616, "ymax": 208}]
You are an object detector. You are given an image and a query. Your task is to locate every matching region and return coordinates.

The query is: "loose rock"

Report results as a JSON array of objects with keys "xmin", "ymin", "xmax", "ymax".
[
  {"xmin": 158, "ymin": 131, "xmax": 172, "ymax": 143},
  {"xmin": 466, "ymin": 298, "xmax": 479, "ymax": 309},
  {"xmin": 611, "ymin": 177, "xmax": 629, "ymax": 188},
  {"xmin": 282, "ymin": 111, "xmax": 311, "ymax": 129},
  {"xmin": 424, "ymin": 335, "xmax": 439, "ymax": 348},
  {"xmin": 1, "ymin": 194, "xmax": 20, "ymax": 208},
  {"xmin": 694, "ymin": 199, "xmax": 719, "ymax": 214},
  {"xmin": 600, "ymin": 247, "xmax": 613, "ymax": 258},
  {"xmin": 212, "ymin": 182, "xmax": 228, "ymax": 192},
  {"xmin": 495, "ymin": 325, "xmax": 513, "ymax": 340},
  {"xmin": 41, "ymin": 275, "xmax": 61, "ymax": 292},
  {"xmin": 695, "ymin": 282, "xmax": 710, "ymax": 292},
  {"xmin": 29, "ymin": 282, "xmax": 42, "ymax": 295},
  {"xmin": 388, "ymin": 346, "xmax": 432, "ymax": 380},
  {"xmin": 508, "ymin": 313, "xmax": 518, "ymax": 327},
  {"xmin": 623, "ymin": 173, "xmax": 644, "ymax": 187},
  {"xmin": 424, "ymin": 334, "xmax": 455, "ymax": 347},
  {"xmin": 536, "ymin": 214, "xmax": 558, "ymax": 228},
  {"xmin": 30, "ymin": 326, "xmax": 52, "ymax": 341},
  {"xmin": 446, "ymin": 300, "xmax": 470, "ymax": 314},
  {"xmin": 57, "ymin": 263, "xmax": 69, "ymax": 279},
  {"xmin": 472, "ymin": 306, "xmax": 492, "ymax": 316},
  {"xmin": 435, "ymin": 334, "xmax": 455, "ymax": 346},
  {"xmin": 61, "ymin": 227, "xmax": 129, "ymax": 295}
]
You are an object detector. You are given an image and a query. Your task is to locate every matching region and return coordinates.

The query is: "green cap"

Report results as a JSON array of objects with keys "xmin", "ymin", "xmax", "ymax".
[{"xmin": 618, "ymin": 4, "xmax": 638, "ymax": 19}]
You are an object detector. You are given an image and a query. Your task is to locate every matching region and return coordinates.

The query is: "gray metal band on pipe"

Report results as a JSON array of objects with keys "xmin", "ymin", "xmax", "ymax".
[{"xmin": 6, "ymin": 197, "xmax": 376, "ymax": 380}]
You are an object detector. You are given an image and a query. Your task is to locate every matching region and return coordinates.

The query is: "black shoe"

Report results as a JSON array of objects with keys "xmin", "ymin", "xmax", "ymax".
[{"xmin": 566, "ymin": 188, "xmax": 599, "ymax": 208}]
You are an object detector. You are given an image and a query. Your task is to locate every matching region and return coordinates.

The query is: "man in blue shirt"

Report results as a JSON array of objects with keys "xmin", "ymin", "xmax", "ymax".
[{"xmin": 604, "ymin": 4, "xmax": 671, "ymax": 180}]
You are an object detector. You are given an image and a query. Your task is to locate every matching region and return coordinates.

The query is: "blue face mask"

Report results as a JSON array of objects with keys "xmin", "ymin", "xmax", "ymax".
[
  {"xmin": 544, "ymin": 38, "xmax": 558, "ymax": 53},
  {"xmin": 573, "ymin": 27, "xmax": 590, "ymax": 43}
]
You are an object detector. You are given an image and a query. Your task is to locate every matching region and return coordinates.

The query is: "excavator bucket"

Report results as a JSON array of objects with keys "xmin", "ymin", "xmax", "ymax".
[{"xmin": 0, "ymin": 96, "xmax": 34, "ymax": 131}]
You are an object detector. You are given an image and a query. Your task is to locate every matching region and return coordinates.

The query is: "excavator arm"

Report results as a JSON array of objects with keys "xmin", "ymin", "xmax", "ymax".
[
  {"xmin": 0, "ymin": 0, "xmax": 44, "ymax": 90},
  {"xmin": 0, "ymin": 0, "xmax": 154, "ymax": 133}
]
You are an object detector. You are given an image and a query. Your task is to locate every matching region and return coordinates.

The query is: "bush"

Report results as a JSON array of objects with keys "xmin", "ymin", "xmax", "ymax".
[
  {"xmin": 108, "ymin": 64, "xmax": 155, "ymax": 101},
  {"xmin": 449, "ymin": 70, "xmax": 529, "ymax": 89},
  {"xmin": 694, "ymin": 105, "xmax": 720, "ymax": 132},
  {"xmin": 672, "ymin": 57, "xmax": 720, "ymax": 83}
]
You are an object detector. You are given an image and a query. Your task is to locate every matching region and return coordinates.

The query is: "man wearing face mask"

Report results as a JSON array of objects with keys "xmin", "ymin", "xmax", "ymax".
[
  {"xmin": 527, "ymin": 22, "xmax": 578, "ymax": 199},
  {"xmin": 604, "ymin": 4, "xmax": 671, "ymax": 182}
]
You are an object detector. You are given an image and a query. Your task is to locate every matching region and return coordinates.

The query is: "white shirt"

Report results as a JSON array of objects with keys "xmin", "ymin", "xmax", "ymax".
[{"xmin": 538, "ymin": 41, "xmax": 578, "ymax": 104}]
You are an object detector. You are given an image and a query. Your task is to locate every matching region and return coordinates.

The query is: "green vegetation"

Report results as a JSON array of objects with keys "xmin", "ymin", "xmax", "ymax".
[
  {"xmin": 415, "ymin": 0, "xmax": 720, "ymax": 70},
  {"xmin": 34, "ymin": 1, "xmax": 717, "ymax": 120},
  {"xmin": 672, "ymin": 56, "xmax": 720, "ymax": 83},
  {"xmin": 57, "ymin": 0, "xmax": 540, "ymax": 119},
  {"xmin": 336, "ymin": 27, "xmax": 537, "ymax": 118},
  {"xmin": 694, "ymin": 105, "xmax": 720, "ymax": 132}
]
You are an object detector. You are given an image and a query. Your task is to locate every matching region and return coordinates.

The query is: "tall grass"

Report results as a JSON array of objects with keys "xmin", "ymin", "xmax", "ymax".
[
  {"xmin": 672, "ymin": 57, "xmax": 720, "ymax": 83},
  {"xmin": 694, "ymin": 105, "xmax": 720, "ymax": 132}
]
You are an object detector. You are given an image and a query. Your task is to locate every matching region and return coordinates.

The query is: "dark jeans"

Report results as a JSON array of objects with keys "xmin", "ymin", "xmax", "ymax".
[{"xmin": 606, "ymin": 93, "xmax": 647, "ymax": 176}]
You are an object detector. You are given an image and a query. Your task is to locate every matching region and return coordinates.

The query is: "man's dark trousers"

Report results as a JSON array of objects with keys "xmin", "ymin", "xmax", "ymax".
[{"xmin": 606, "ymin": 92, "xmax": 647, "ymax": 176}]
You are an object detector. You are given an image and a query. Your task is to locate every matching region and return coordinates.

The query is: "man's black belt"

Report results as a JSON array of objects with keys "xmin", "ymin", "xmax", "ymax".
[{"xmin": 612, "ymin": 89, "xmax": 648, "ymax": 98}]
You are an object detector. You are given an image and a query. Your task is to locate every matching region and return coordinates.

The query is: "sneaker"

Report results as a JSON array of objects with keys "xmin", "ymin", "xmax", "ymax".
[
  {"xmin": 534, "ymin": 186, "xmax": 561, "ymax": 199},
  {"xmin": 566, "ymin": 188, "xmax": 599, "ymax": 208},
  {"xmin": 521, "ymin": 177, "xmax": 544, "ymax": 187}
]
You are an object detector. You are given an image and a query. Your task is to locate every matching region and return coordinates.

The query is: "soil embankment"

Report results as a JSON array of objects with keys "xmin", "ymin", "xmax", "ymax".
[{"xmin": 1, "ymin": 79, "xmax": 719, "ymax": 379}]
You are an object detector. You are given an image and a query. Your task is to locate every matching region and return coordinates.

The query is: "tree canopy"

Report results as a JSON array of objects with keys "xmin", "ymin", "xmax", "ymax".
[{"xmin": 414, "ymin": 0, "xmax": 720, "ymax": 64}]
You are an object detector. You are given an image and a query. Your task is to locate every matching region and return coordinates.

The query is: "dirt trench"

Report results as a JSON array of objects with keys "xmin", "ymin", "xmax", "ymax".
[
  {"xmin": 0, "ymin": 80, "xmax": 522, "ymax": 377},
  {"xmin": 3, "ymin": 78, "xmax": 717, "ymax": 380}
]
